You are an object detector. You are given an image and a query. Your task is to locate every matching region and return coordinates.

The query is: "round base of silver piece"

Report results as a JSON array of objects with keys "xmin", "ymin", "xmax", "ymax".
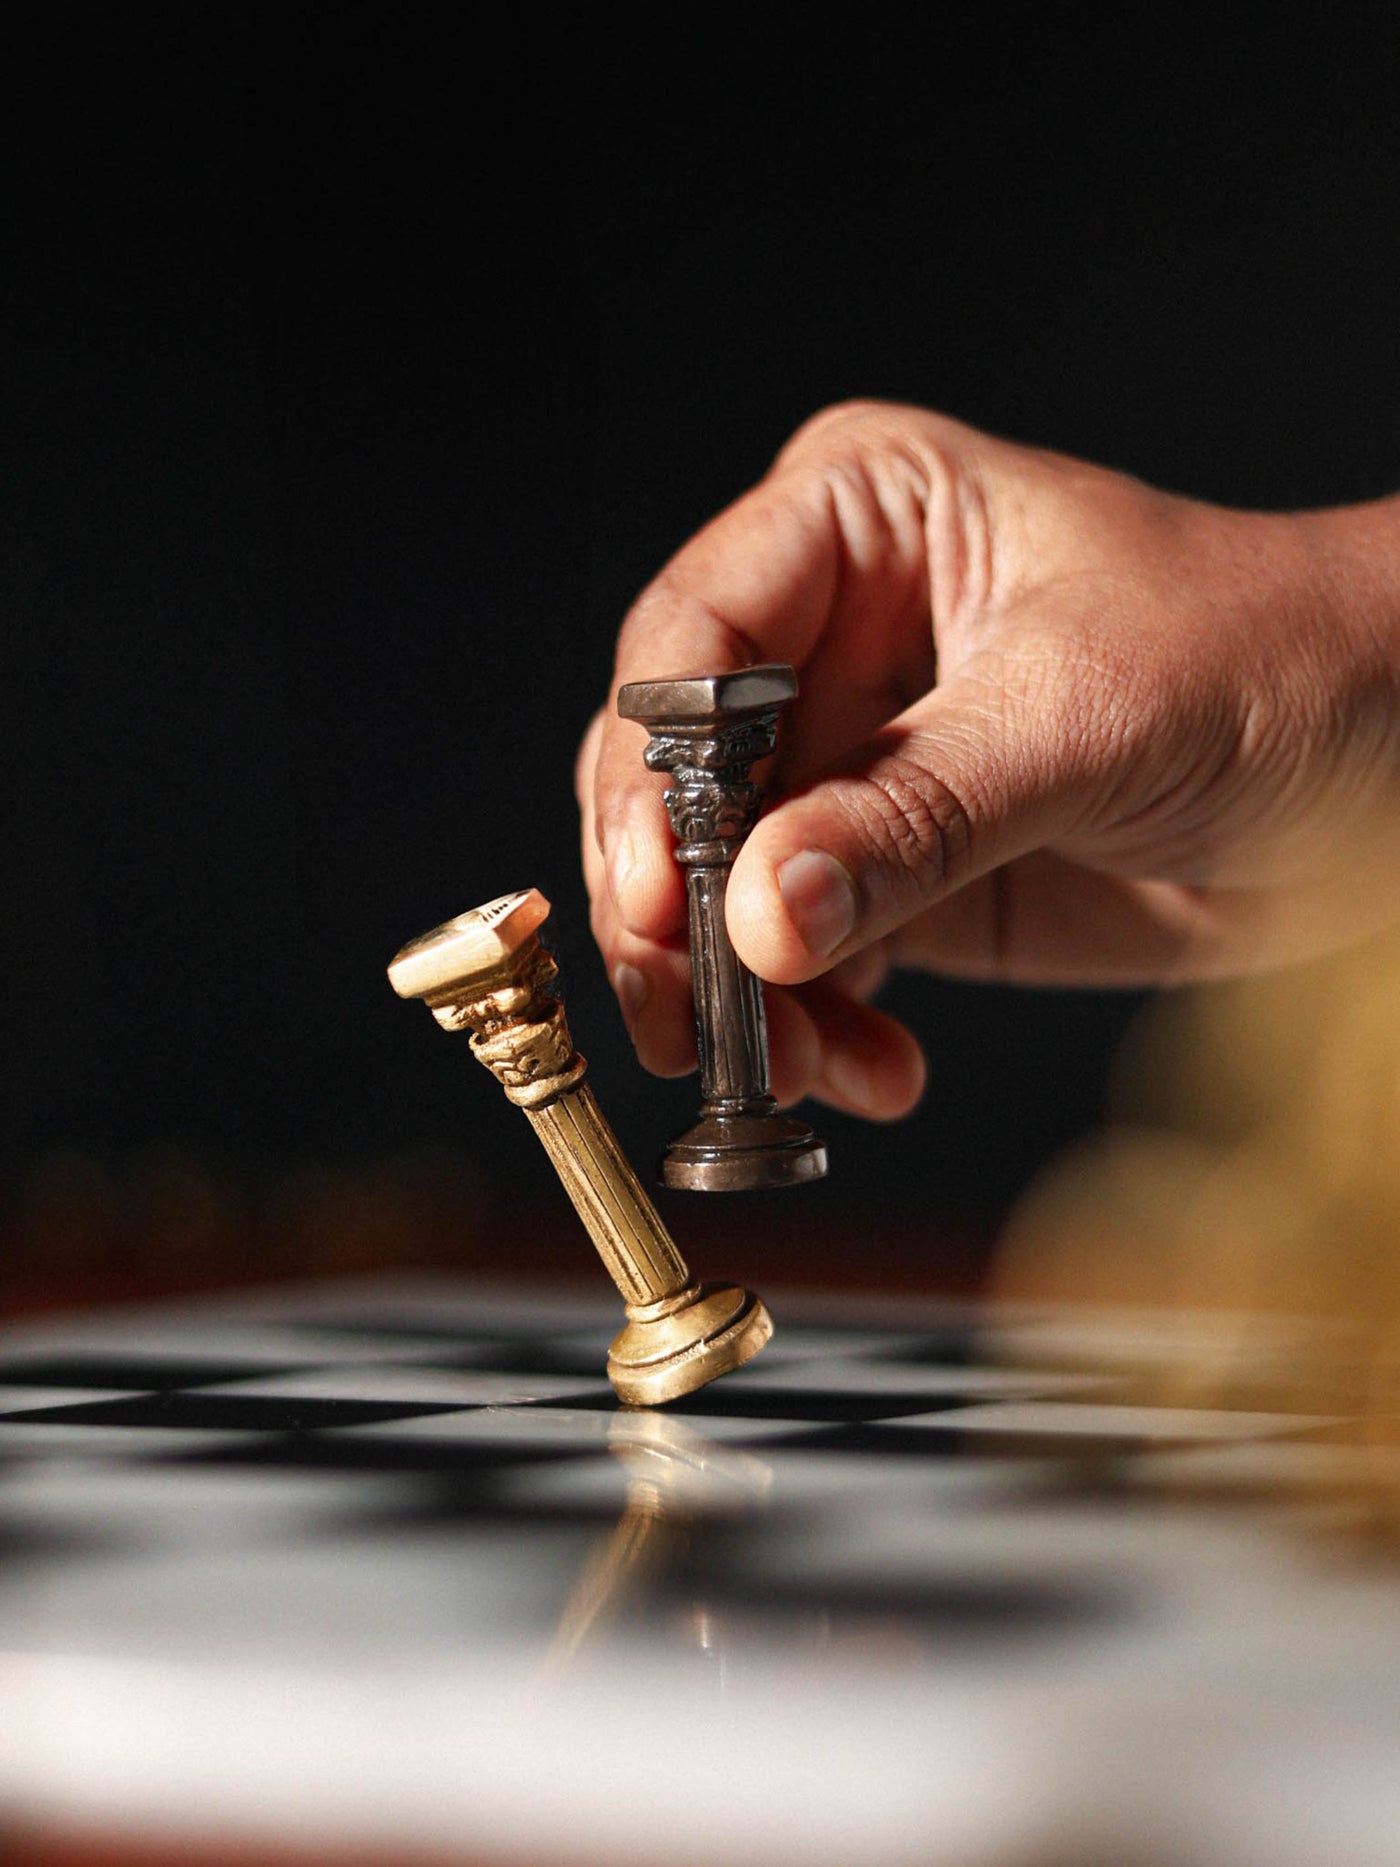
[{"xmin": 660, "ymin": 1110, "xmax": 828, "ymax": 1192}]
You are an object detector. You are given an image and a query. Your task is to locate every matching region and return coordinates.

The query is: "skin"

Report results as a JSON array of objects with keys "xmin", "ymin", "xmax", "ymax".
[{"xmin": 577, "ymin": 401, "xmax": 1400, "ymax": 1122}]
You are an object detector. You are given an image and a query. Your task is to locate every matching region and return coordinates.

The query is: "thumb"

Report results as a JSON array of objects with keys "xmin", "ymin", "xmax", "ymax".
[{"xmin": 726, "ymin": 658, "xmax": 1092, "ymax": 983}]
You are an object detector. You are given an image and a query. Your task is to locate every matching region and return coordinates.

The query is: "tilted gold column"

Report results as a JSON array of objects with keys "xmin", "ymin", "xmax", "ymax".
[
  {"xmin": 387, "ymin": 890, "xmax": 772, "ymax": 1405},
  {"xmin": 522, "ymin": 1081, "xmax": 686, "ymax": 1306}
]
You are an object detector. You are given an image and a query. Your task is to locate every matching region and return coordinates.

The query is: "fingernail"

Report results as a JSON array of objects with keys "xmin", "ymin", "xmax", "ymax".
[
  {"xmin": 776, "ymin": 850, "xmax": 857, "ymax": 959},
  {"xmin": 612, "ymin": 962, "xmax": 648, "ymax": 1037}
]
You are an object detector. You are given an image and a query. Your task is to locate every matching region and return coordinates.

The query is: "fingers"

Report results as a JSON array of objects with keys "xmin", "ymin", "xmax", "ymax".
[
  {"xmin": 725, "ymin": 649, "xmax": 1092, "ymax": 985},
  {"xmin": 768, "ymin": 975, "xmax": 927, "ymax": 1119},
  {"xmin": 590, "ymin": 407, "xmax": 936, "ymax": 947},
  {"xmin": 885, "ymin": 856, "xmax": 1216, "ymax": 987},
  {"xmin": 891, "ymin": 851, "xmax": 1400, "ymax": 988},
  {"xmin": 579, "ymin": 710, "xmax": 695, "ymax": 1075},
  {"xmin": 578, "ymin": 400, "xmax": 1135, "ymax": 1098},
  {"xmin": 585, "ymin": 695, "xmax": 926, "ymax": 1106},
  {"xmin": 579, "ymin": 404, "xmax": 940, "ymax": 1095},
  {"xmin": 589, "ymin": 482, "xmax": 835, "ymax": 948}
]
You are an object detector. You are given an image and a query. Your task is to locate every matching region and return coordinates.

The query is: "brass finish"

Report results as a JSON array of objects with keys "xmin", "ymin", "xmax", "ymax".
[
  {"xmin": 387, "ymin": 890, "xmax": 773, "ymax": 1404},
  {"xmin": 617, "ymin": 664, "xmax": 828, "ymax": 1191}
]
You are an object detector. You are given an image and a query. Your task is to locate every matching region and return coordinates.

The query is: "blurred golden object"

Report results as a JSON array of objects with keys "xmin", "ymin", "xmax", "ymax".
[
  {"xmin": 388, "ymin": 890, "xmax": 773, "ymax": 1406},
  {"xmin": 991, "ymin": 915, "xmax": 1400, "ymax": 1548}
]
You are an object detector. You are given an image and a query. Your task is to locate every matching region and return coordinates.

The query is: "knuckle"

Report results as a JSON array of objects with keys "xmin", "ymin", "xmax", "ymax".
[
  {"xmin": 773, "ymin": 398, "xmax": 899, "ymax": 470},
  {"xmin": 622, "ymin": 575, "xmax": 763, "ymax": 673},
  {"xmin": 842, "ymin": 751, "xmax": 977, "ymax": 894}
]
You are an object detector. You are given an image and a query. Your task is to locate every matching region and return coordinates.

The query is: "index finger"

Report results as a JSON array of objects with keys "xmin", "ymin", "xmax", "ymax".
[{"xmin": 592, "ymin": 470, "xmax": 843, "ymax": 940}]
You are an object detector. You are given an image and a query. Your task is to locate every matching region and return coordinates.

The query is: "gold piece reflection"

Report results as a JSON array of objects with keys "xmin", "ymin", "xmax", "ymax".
[
  {"xmin": 990, "ymin": 908, "xmax": 1400, "ymax": 1551},
  {"xmin": 548, "ymin": 1411, "xmax": 772, "ymax": 1662}
]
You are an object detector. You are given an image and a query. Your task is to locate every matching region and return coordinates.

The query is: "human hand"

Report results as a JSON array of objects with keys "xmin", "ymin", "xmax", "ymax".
[{"xmin": 577, "ymin": 401, "xmax": 1400, "ymax": 1120}]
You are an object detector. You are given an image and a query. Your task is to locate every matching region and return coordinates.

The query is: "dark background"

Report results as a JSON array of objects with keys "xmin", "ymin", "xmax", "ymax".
[{"xmin": 5, "ymin": 7, "xmax": 1399, "ymax": 1282}]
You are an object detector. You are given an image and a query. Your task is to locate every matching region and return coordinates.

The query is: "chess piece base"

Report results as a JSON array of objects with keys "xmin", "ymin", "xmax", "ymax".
[
  {"xmin": 607, "ymin": 1281, "xmax": 773, "ymax": 1406},
  {"xmin": 660, "ymin": 1109, "xmax": 829, "ymax": 1192}
]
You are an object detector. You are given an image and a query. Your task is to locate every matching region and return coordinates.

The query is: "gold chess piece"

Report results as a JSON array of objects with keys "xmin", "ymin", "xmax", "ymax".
[{"xmin": 387, "ymin": 889, "xmax": 773, "ymax": 1406}]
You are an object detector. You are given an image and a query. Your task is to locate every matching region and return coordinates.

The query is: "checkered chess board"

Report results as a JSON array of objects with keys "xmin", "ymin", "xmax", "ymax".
[{"xmin": 2, "ymin": 1276, "xmax": 1397, "ymax": 1865}]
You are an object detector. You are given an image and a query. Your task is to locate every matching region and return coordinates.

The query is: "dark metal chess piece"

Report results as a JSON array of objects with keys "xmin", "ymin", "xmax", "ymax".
[
  {"xmin": 387, "ymin": 889, "xmax": 773, "ymax": 1405},
  {"xmin": 617, "ymin": 665, "xmax": 828, "ymax": 1192}
]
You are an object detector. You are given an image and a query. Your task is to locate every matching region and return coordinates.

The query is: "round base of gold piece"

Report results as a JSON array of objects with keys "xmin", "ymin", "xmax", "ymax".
[
  {"xmin": 606, "ymin": 1281, "xmax": 774, "ymax": 1406},
  {"xmin": 660, "ymin": 1109, "xmax": 828, "ymax": 1192}
]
